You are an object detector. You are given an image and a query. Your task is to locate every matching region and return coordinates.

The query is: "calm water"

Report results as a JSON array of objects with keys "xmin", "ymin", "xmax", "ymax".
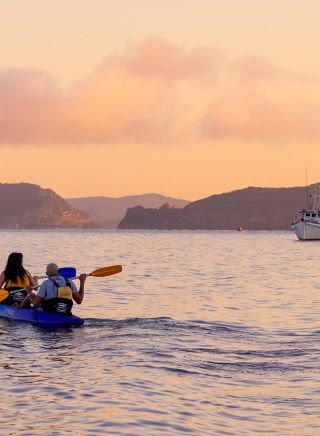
[{"xmin": 0, "ymin": 230, "xmax": 320, "ymax": 435}]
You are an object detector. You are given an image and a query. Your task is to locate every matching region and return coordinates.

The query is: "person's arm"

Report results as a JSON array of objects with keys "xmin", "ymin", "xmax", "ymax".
[
  {"xmin": 29, "ymin": 281, "xmax": 47, "ymax": 308},
  {"xmin": 28, "ymin": 292, "xmax": 43, "ymax": 308},
  {"xmin": 72, "ymin": 274, "xmax": 86, "ymax": 304},
  {"xmin": 26, "ymin": 270, "xmax": 38, "ymax": 287},
  {"xmin": 20, "ymin": 285, "xmax": 43, "ymax": 309},
  {"xmin": 0, "ymin": 272, "xmax": 5, "ymax": 288}
]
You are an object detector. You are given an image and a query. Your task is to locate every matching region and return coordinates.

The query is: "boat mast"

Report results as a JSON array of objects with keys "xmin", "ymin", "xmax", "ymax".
[
  {"xmin": 306, "ymin": 166, "xmax": 311, "ymax": 209},
  {"xmin": 315, "ymin": 184, "xmax": 320, "ymax": 211}
]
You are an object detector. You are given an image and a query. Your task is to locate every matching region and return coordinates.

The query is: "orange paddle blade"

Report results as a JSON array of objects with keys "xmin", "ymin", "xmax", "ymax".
[{"xmin": 89, "ymin": 265, "xmax": 122, "ymax": 277}]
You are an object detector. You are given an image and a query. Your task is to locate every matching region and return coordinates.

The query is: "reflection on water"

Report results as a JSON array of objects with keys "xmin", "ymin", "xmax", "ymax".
[{"xmin": 0, "ymin": 230, "xmax": 320, "ymax": 435}]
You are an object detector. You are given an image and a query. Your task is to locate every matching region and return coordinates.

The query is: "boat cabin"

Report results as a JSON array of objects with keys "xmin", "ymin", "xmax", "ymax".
[{"xmin": 300, "ymin": 210, "xmax": 320, "ymax": 222}]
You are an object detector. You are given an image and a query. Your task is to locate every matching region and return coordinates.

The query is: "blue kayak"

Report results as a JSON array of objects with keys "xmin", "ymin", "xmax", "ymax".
[{"xmin": 0, "ymin": 305, "xmax": 84, "ymax": 327}]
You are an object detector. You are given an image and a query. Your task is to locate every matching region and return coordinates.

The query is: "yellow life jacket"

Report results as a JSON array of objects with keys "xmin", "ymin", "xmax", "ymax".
[
  {"xmin": 42, "ymin": 278, "xmax": 73, "ymax": 314},
  {"xmin": 2, "ymin": 273, "xmax": 30, "ymax": 305},
  {"xmin": 5, "ymin": 273, "xmax": 30, "ymax": 289},
  {"xmin": 56, "ymin": 284, "xmax": 73, "ymax": 300}
]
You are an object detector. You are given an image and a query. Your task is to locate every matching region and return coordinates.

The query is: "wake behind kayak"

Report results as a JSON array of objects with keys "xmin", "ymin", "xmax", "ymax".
[{"xmin": 0, "ymin": 305, "xmax": 84, "ymax": 327}]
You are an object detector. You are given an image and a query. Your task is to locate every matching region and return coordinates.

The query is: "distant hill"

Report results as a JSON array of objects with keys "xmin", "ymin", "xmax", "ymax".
[
  {"xmin": 0, "ymin": 183, "xmax": 93, "ymax": 228},
  {"xmin": 67, "ymin": 193, "xmax": 189, "ymax": 228},
  {"xmin": 118, "ymin": 185, "xmax": 314, "ymax": 230}
]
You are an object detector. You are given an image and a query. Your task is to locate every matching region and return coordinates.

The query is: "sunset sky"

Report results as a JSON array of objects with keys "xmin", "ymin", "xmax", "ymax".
[{"xmin": 1, "ymin": 0, "xmax": 320, "ymax": 200}]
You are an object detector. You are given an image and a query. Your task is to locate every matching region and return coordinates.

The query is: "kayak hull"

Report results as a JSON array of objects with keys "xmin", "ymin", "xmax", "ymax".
[{"xmin": 0, "ymin": 305, "xmax": 84, "ymax": 327}]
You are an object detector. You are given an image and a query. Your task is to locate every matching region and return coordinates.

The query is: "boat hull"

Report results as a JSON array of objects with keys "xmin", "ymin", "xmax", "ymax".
[
  {"xmin": 0, "ymin": 305, "xmax": 84, "ymax": 327},
  {"xmin": 292, "ymin": 221, "xmax": 320, "ymax": 240}
]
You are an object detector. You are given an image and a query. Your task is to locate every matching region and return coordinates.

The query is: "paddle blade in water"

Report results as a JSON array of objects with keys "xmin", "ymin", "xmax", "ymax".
[{"xmin": 90, "ymin": 265, "xmax": 122, "ymax": 277}]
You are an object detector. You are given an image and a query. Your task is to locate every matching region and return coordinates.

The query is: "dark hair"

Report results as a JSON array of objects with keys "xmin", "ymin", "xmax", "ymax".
[{"xmin": 4, "ymin": 252, "xmax": 27, "ymax": 282}]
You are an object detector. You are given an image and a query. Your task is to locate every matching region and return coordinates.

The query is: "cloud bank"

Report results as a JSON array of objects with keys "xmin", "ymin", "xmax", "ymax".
[
  {"xmin": 202, "ymin": 93, "xmax": 320, "ymax": 142},
  {"xmin": 0, "ymin": 36, "xmax": 319, "ymax": 145},
  {"xmin": 122, "ymin": 35, "xmax": 222, "ymax": 79}
]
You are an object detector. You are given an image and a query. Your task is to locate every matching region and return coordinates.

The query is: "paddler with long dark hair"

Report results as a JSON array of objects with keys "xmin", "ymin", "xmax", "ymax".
[{"xmin": 0, "ymin": 252, "xmax": 38, "ymax": 307}]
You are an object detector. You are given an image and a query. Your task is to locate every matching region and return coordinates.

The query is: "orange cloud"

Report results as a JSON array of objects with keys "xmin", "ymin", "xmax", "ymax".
[
  {"xmin": 202, "ymin": 92, "xmax": 320, "ymax": 142},
  {"xmin": 229, "ymin": 54, "xmax": 295, "ymax": 82},
  {"xmin": 0, "ymin": 37, "xmax": 222, "ymax": 145},
  {"xmin": 122, "ymin": 35, "xmax": 223, "ymax": 80},
  {"xmin": 63, "ymin": 63, "xmax": 175, "ymax": 143},
  {"xmin": 0, "ymin": 64, "xmax": 175, "ymax": 144},
  {"xmin": 0, "ymin": 68, "xmax": 64, "ymax": 143},
  {"xmin": 0, "ymin": 37, "xmax": 319, "ymax": 145}
]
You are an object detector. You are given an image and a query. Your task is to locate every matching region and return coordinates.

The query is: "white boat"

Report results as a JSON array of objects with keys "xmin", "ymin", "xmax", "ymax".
[
  {"xmin": 292, "ymin": 186, "xmax": 320, "ymax": 240},
  {"xmin": 292, "ymin": 212, "xmax": 320, "ymax": 240}
]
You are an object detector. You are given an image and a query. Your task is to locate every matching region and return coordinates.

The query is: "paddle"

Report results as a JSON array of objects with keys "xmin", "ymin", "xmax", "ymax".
[
  {"xmin": 0, "ymin": 268, "xmax": 76, "ymax": 302},
  {"xmin": 1, "ymin": 265, "xmax": 122, "ymax": 298},
  {"xmin": 0, "ymin": 285, "xmax": 41, "ymax": 302},
  {"xmin": 75, "ymin": 265, "xmax": 122, "ymax": 279},
  {"xmin": 0, "ymin": 265, "xmax": 122, "ymax": 302}
]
